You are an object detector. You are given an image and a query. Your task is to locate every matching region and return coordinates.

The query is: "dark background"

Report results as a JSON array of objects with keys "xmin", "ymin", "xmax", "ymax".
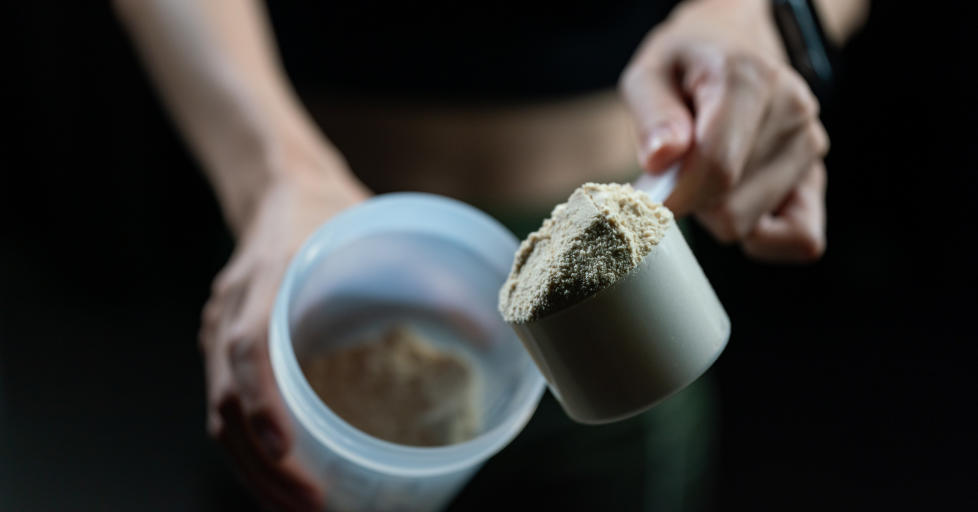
[{"xmin": 2, "ymin": 2, "xmax": 976, "ymax": 511}]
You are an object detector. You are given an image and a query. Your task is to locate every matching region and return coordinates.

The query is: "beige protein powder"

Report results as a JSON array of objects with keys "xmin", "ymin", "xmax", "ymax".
[
  {"xmin": 302, "ymin": 325, "xmax": 482, "ymax": 447},
  {"xmin": 498, "ymin": 182, "xmax": 673, "ymax": 323}
]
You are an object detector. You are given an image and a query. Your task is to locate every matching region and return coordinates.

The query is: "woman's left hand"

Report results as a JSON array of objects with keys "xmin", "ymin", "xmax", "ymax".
[{"xmin": 621, "ymin": 0, "xmax": 829, "ymax": 262}]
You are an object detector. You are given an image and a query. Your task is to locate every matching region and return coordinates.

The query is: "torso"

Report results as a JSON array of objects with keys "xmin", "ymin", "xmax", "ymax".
[{"xmin": 306, "ymin": 89, "xmax": 641, "ymax": 214}]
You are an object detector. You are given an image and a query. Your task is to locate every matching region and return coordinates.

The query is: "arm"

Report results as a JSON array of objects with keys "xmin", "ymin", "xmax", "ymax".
[
  {"xmin": 114, "ymin": 0, "xmax": 364, "ymax": 234},
  {"xmin": 621, "ymin": 0, "xmax": 868, "ymax": 262},
  {"xmin": 114, "ymin": 1, "xmax": 367, "ymax": 509},
  {"xmin": 816, "ymin": 0, "xmax": 871, "ymax": 45}
]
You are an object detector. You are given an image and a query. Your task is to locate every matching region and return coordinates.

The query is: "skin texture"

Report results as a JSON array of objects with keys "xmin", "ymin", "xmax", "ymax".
[
  {"xmin": 621, "ymin": 0, "xmax": 849, "ymax": 262},
  {"xmin": 200, "ymin": 173, "xmax": 366, "ymax": 511},
  {"xmin": 113, "ymin": 0, "xmax": 867, "ymax": 509},
  {"xmin": 114, "ymin": 1, "xmax": 367, "ymax": 509}
]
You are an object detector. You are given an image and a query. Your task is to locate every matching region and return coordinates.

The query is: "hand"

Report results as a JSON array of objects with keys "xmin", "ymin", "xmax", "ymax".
[
  {"xmin": 621, "ymin": 0, "xmax": 829, "ymax": 262},
  {"xmin": 200, "ymin": 165, "xmax": 370, "ymax": 511}
]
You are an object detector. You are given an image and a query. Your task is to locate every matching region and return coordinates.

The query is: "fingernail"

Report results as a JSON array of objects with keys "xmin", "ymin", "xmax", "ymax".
[
  {"xmin": 643, "ymin": 124, "xmax": 678, "ymax": 172},
  {"xmin": 647, "ymin": 130, "xmax": 669, "ymax": 155},
  {"xmin": 252, "ymin": 416, "xmax": 285, "ymax": 459}
]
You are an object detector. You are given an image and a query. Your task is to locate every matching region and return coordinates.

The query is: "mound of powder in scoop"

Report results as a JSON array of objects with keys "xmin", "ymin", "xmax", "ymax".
[{"xmin": 498, "ymin": 182, "xmax": 673, "ymax": 323}]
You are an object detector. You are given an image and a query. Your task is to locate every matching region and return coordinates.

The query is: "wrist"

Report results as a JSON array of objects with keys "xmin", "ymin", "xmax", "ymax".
[
  {"xmin": 671, "ymin": 0, "xmax": 788, "ymax": 62},
  {"xmin": 689, "ymin": 0, "xmax": 768, "ymax": 13},
  {"xmin": 212, "ymin": 124, "xmax": 364, "ymax": 236}
]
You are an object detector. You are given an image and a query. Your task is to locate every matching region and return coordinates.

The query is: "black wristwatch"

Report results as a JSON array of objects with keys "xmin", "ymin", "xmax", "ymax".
[{"xmin": 771, "ymin": 0, "xmax": 836, "ymax": 105}]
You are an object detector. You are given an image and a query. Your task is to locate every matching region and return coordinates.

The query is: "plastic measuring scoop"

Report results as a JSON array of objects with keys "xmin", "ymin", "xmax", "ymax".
[
  {"xmin": 633, "ymin": 163, "xmax": 681, "ymax": 204},
  {"xmin": 507, "ymin": 164, "xmax": 731, "ymax": 424}
]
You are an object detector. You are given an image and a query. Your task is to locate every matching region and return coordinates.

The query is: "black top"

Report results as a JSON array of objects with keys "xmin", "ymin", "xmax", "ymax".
[{"xmin": 265, "ymin": 1, "xmax": 679, "ymax": 101}]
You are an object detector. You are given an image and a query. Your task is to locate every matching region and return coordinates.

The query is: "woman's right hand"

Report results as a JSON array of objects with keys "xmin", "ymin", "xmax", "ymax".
[
  {"xmin": 200, "ymin": 163, "xmax": 370, "ymax": 511},
  {"xmin": 621, "ymin": 0, "xmax": 830, "ymax": 262}
]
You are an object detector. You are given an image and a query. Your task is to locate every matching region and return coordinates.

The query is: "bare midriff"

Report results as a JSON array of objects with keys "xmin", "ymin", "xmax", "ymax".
[{"xmin": 306, "ymin": 89, "xmax": 641, "ymax": 213}]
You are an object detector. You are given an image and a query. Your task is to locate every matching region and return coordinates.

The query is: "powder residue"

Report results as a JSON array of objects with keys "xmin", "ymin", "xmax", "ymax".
[
  {"xmin": 498, "ymin": 182, "xmax": 673, "ymax": 323},
  {"xmin": 302, "ymin": 325, "xmax": 482, "ymax": 447}
]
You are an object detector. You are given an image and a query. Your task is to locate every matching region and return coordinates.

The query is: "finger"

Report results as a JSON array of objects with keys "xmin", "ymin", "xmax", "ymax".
[
  {"xmin": 748, "ymin": 67, "xmax": 823, "ymax": 166},
  {"xmin": 205, "ymin": 343, "xmax": 233, "ymax": 437},
  {"xmin": 228, "ymin": 272, "xmax": 293, "ymax": 462},
  {"xmin": 207, "ymin": 281, "xmax": 323, "ymax": 511},
  {"xmin": 201, "ymin": 271, "xmax": 249, "ymax": 362},
  {"xmin": 212, "ymin": 253, "xmax": 253, "ymax": 298},
  {"xmin": 620, "ymin": 60, "xmax": 694, "ymax": 174},
  {"xmin": 220, "ymin": 401, "xmax": 296, "ymax": 511},
  {"xmin": 227, "ymin": 328, "xmax": 291, "ymax": 461},
  {"xmin": 203, "ymin": 309, "xmax": 236, "ymax": 437},
  {"xmin": 667, "ymin": 52, "xmax": 776, "ymax": 216},
  {"xmin": 698, "ymin": 121, "xmax": 828, "ymax": 242},
  {"xmin": 219, "ymin": 399, "xmax": 323, "ymax": 511},
  {"xmin": 742, "ymin": 164, "xmax": 827, "ymax": 262},
  {"xmin": 202, "ymin": 277, "xmax": 251, "ymax": 435}
]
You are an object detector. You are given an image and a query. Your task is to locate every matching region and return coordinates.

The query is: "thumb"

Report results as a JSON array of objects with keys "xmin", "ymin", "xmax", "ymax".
[{"xmin": 620, "ymin": 65, "xmax": 694, "ymax": 173}]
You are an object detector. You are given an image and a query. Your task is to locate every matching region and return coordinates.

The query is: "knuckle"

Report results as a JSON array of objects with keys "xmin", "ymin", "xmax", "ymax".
[
  {"xmin": 704, "ymin": 153, "xmax": 739, "ymax": 194},
  {"xmin": 211, "ymin": 271, "xmax": 232, "ymax": 296},
  {"xmin": 704, "ymin": 203, "xmax": 743, "ymax": 244},
  {"xmin": 791, "ymin": 89, "xmax": 820, "ymax": 120},
  {"xmin": 200, "ymin": 301, "xmax": 220, "ymax": 330},
  {"xmin": 227, "ymin": 334, "xmax": 261, "ymax": 367},
  {"xmin": 211, "ymin": 256, "xmax": 248, "ymax": 296},
  {"xmin": 198, "ymin": 304, "xmax": 220, "ymax": 353},
  {"xmin": 211, "ymin": 388, "xmax": 239, "ymax": 423},
  {"xmin": 818, "ymin": 125, "xmax": 831, "ymax": 156},
  {"xmin": 803, "ymin": 122, "xmax": 830, "ymax": 157},
  {"xmin": 781, "ymin": 69, "xmax": 821, "ymax": 120},
  {"xmin": 720, "ymin": 52, "xmax": 776, "ymax": 89},
  {"xmin": 799, "ymin": 232, "xmax": 827, "ymax": 261}
]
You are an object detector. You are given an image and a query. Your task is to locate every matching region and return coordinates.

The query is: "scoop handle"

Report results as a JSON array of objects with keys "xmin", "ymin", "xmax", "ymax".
[{"xmin": 632, "ymin": 164, "xmax": 679, "ymax": 204}]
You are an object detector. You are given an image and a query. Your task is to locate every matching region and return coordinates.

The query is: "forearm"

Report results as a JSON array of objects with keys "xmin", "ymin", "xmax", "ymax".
[
  {"xmin": 813, "ymin": 0, "xmax": 870, "ymax": 45},
  {"xmin": 113, "ymin": 0, "xmax": 350, "ymax": 233},
  {"xmin": 677, "ymin": 0, "xmax": 868, "ymax": 47}
]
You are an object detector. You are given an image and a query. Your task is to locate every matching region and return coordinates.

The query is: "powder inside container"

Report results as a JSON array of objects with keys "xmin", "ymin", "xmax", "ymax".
[
  {"xmin": 302, "ymin": 325, "xmax": 482, "ymax": 446},
  {"xmin": 498, "ymin": 182, "xmax": 673, "ymax": 323}
]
